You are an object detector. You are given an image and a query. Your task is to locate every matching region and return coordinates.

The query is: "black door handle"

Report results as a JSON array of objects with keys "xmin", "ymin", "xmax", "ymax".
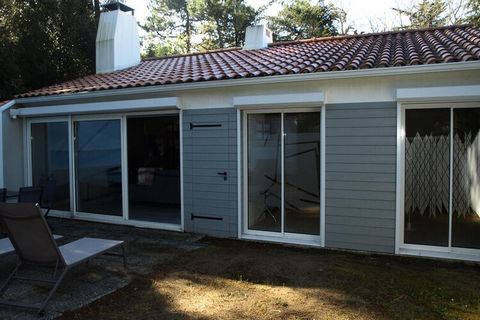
[{"xmin": 217, "ymin": 172, "xmax": 227, "ymax": 181}]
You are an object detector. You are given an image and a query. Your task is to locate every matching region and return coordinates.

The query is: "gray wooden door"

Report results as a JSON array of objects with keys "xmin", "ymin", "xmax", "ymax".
[{"xmin": 183, "ymin": 108, "xmax": 238, "ymax": 237}]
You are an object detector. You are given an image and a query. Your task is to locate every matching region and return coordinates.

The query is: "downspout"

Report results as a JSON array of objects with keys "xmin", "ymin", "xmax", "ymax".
[{"xmin": 0, "ymin": 100, "xmax": 16, "ymax": 188}]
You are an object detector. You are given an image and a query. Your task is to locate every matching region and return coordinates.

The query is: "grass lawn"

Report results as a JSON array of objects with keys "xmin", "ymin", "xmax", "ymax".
[{"xmin": 61, "ymin": 238, "xmax": 480, "ymax": 320}]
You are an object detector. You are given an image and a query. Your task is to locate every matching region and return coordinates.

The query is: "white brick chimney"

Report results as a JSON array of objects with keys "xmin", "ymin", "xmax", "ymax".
[
  {"xmin": 96, "ymin": 2, "xmax": 141, "ymax": 74},
  {"xmin": 243, "ymin": 25, "xmax": 273, "ymax": 50}
]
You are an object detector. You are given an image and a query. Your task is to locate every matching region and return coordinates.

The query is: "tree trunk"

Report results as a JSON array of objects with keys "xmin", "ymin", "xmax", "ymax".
[
  {"xmin": 94, "ymin": 0, "xmax": 101, "ymax": 27},
  {"xmin": 186, "ymin": 8, "xmax": 191, "ymax": 53},
  {"xmin": 215, "ymin": 18, "xmax": 224, "ymax": 47}
]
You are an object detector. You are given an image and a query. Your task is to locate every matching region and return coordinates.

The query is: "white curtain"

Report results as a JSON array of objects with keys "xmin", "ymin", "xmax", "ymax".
[
  {"xmin": 406, "ymin": 131, "xmax": 480, "ymax": 217},
  {"xmin": 405, "ymin": 133, "xmax": 449, "ymax": 217}
]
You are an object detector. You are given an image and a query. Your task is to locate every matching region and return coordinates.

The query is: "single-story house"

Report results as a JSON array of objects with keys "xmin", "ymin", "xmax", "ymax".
[{"xmin": 1, "ymin": 3, "xmax": 479, "ymax": 262}]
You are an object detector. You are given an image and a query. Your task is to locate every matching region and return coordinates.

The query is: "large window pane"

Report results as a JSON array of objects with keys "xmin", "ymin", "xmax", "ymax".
[
  {"xmin": 75, "ymin": 120, "xmax": 122, "ymax": 216},
  {"xmin": 127, "ymin": 116, "xmax": 180, "ymax": 224},
  {"xmin": 284, "ymin": 113, "xmax": 320, "ymax": 235},
  {"xmin": 247, "ymin": 113, "xmax": 281, "ymax": 232},
  {"xmin": 31, "ymin": 122, "xmax": 70, "ymax": 210},
  {"xmin": 404, "ymin": 109, "xmax": 450, "ymax": 246},
  {"xmin": 452, "ymin": 108, "xmax": 480, "ymax": 249}
]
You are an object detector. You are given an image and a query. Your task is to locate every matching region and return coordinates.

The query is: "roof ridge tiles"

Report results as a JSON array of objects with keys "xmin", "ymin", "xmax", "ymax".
[
  {"xmin": 268, "ymin": 24, "xmax": 473, "ymax": 48},
  {"xmin": 142, "ymin": 46, "xmax": 242, "ymax": 62}
]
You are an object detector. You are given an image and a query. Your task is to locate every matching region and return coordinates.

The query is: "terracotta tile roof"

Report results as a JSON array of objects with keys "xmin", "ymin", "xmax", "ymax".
[{"xmin": 17, "ymin": 25, "xmax": 480, "ymax": 98}]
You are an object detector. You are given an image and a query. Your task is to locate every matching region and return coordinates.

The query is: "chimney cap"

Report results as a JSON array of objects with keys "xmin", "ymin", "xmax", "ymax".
[{"xmin": 101, "ymin": 1, "xmax": 134, "ymax": 14}]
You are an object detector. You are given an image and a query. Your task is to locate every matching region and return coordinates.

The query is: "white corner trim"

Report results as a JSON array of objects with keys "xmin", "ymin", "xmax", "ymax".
[
  {"xmin": 10, "ymin": 97, "xmax": 179, "ymax": 118},
  {"xmin": 320, "ymin": 105, "xmax": 326, "ymax": 247},
  {"xmin": 396, "ymin": 85, "xmax": 480, "ymax": 102},
  {"xmin": 179, "ymin": 110, "xmax": 185, "ymax": 232},
  {"xmin": 233, "ymin": 92, "xmax": 324, "ymax": 109},
  {"xmin": 236, "ymin": 108, "xmax": 242, "ymax": 239},
  {"xmin": 395, "ymin": 102, "xmax": 403, "ymax": 255}
]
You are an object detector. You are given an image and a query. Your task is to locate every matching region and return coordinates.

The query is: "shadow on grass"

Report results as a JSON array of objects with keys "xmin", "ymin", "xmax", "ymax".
[{"xmin": 61, "ymin": 237, "xmax": 480, "ymax": 320}]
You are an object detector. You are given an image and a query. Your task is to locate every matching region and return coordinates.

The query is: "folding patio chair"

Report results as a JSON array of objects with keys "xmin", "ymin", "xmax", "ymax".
[
  {"xmin": 0, "ymin": 203, "xmax": 126, "ymax": 316},
  {"xmin": 18, "ymin": 186, "xmax": 43, "ymax": 204},
  {"xmin": 0, "ymin": 189, "xmax": 6, "ymax": 237},
  {"xmin": 39, "ymin": 180, "xmax": 56, "ymax": 218},
  {"xmin": 0, "ymin": 188, "xmax": 6, "ymax": 203},
  {"xmin": 37, "ymin": 176, "xmax": 57, "ymax": 217}
]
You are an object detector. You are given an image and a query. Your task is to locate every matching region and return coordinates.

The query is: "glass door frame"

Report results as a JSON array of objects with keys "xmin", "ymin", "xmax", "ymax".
[
  {"xmin": 25, "ymin": 116, "xmax": 75, "ymax": 217},
  {"xmin": 71, "ymin": 114, "xmax": 126, "ymax": 222},
  {"xmin": 241, "ymin": 107, "xmax": 325, "ymax": 246},
  {"xmin": 25, "ymin": 110, "xmax": 184, "ymax": 231},
  {"xmin": 397, "ymin": 101, "xmax": 480, "ymax": 260}
]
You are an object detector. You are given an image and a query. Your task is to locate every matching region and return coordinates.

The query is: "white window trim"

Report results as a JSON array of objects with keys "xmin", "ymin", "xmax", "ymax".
[
  {"xmin": 240, "ymin": 106, "xmax": 326, "ymax": 247},
  {"xmin": 11, "ymin": 97, "xmax": 179, "ymax": 118},
  {"xmin": 397, "ymin": 85, "xmax": 480, "ymax": 103},
  {"xmin": 24, "ymin": 110, "xmax": 184, "ymax": 232},
  {"xmin": 395, "ymin": 98, "xmax": 480, "ymax": 262},
  {"xmin": 233, "ymin": 92, "xmax": 324, "ymax": 109}
]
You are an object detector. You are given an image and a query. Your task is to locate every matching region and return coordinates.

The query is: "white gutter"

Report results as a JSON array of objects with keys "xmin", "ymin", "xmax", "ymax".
[
  {"xmin": 10, "ymin": 97, "xmax": 179, "ymax": 118},
  {"xmin": 15, "ymin": 61, "xmax": 480, "ymax": 105},
  {"xmin": 0, "ymin": 100, "xmax": 16, "ymax": 187}
]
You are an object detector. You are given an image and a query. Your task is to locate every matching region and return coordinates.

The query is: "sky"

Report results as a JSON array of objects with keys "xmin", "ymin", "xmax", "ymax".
[{"xmin": 125, "ymin": 0, "xmax": 409, "ymax": 34}]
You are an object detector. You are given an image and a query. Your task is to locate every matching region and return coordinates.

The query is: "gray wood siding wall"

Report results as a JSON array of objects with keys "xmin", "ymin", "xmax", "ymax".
[
  {"xmin": 325, "ymin": 102, "xmax": 397, "ymax": 253},
  {"xmin": 183, "ymin": 108, "xmax": 238, "ymax": 237}
]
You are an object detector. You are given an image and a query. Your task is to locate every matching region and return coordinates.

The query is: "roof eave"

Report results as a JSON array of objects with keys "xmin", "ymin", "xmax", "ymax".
[
  {"xmin": 0, "ymin": 100, "xmax": 16, "ymax": 110},
  {"xmin": 15, "ymin": 60, "xmax": 480, "ymax": 106}
]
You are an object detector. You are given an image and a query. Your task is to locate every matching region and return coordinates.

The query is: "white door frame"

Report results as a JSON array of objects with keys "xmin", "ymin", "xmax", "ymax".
[
  {"xmin": 71, "ymin": 114, "xmax": 125, "ymax": 222},
  {"xmin": 240, "ymin": 107, "xmax": 325, "ymax": 246},
  {"xmin": 24, "ymin": 110, "xmax": 184, "ymax": 232},
  {"xmin": 122, "ymin": 111, "xmax": 183, "ymax": 230},
  {"xmin": 396, "ymin": 101, "xmax": 480, "ymax": 262}
]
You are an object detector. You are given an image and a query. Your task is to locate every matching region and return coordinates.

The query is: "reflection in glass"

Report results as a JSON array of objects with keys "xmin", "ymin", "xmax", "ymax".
[
  {"xmin": 284, "ymin": 113, "xmax": 320, "ymax": 235},
  {"xmin": 31, "ymin": 122, "xmax": 70, "ymax": 210},
  {"xmin": 75, "ymin": 120, "xmax": 122, "ymax": 216},
  {"xmin": 404, "ymin": 109, "xmax": 450, "ymax": 246},
  {"xmin": 452, "ymin": 108, "xmax": 480, "ymax": 249},
  {"xmin": 247, "ymin": 113, "xmax": 281, "ymax": 232},
  {"xmin": 127, "ymin": 116, "xmax": 180, "ymax": 224}
]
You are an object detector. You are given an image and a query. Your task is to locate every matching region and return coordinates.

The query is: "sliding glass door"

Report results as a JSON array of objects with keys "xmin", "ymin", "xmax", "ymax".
[
  {"xmin": 127, "ymin": 116, "xmax": 181, "ymax": 224},
  {"xmin": 451, "ymin": 108, "xmax": 480, "ymax": 249},
  {"xmin": 30, "ymin": 120, "xmax": 71, "ymax": 211},
  {"xmin": 284, "ymin": 113, "xmax": 321, "ymax": 235},
  {"xmin": 404, "ymin": 109, "xmax": 450, "ymax": 246},
  {"xmin": 29, "ymin": 114, "xmax": 182, "ymax": 226},
  {"xmin": 74, "ymin": 119, "xmax": 123, "ymax": 216},
  {"xmin": 404, "ymin": 106, "xmax": 480, "ymax": 250},
  {"xmin": 245, "ymin": 110, "xmax": 321, "ymax": 239},
  {"xmin": 28, "ymin": 113, "xmax": 182, "ymax": 227},
  {"xmin": 247, "ymin": 113, "xmax": 282, "ymax": 232}
]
